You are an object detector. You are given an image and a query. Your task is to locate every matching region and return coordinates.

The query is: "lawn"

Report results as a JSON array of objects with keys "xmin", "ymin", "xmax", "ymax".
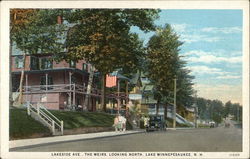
[
  {"xmin": 10, "ymin": 108, "xmax": 51, "ymax": 139},
  {"xmin": 10, "ymin": 108, "xmax": 131, "ymax": 139},
  {"xmin": 50, "ymin": 110, "xmax": 115, "ymax": 129}
]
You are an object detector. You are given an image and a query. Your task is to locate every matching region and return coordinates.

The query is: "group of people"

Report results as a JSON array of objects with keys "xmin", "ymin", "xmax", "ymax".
[{"xmin": 113, "ymin": 114, "xmax": 127, "ymax": 132}]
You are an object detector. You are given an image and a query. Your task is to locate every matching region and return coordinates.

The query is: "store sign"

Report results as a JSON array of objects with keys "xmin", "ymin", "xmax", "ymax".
[{"xmin": 129, "ymin": 94, "xmax": 142, "ymax": 100}]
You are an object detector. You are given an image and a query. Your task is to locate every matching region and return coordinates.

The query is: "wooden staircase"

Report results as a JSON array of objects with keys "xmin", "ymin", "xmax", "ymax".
[{"xmin": 26, "ymin": 102, "xmax": 64, "ymax": 136}]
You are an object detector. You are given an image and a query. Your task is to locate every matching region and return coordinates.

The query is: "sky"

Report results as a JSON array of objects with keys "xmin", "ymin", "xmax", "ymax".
[{"xmin": 132, "ymin": 10, "xmax": 243, "ymax": 105}]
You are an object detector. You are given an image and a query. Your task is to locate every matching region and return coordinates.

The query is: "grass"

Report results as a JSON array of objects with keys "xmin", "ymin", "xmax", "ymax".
[
  {"xmin": 198, "ymin": 124, "xmax": 210, "ymax": 128},
  {"xmin": 49, "ymin": 110, "xmax": 115, "ymax": 129},
  {"xmin": 10, "ymin": 108, "xmax": 133, "ymax": 139},
  {"xmin": 10, "ymin": 108, "xmax": 51, "ymax": 139}
]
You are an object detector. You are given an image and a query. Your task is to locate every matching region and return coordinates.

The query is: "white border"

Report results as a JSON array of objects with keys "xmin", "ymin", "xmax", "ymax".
[{"xmin": 0, "ymin": 1, "xmax": 249, "ymax": 159}]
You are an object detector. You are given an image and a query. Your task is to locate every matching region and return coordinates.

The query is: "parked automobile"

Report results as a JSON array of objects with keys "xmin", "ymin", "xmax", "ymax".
[
  {"xmin": 146, "ymin": 115, "xmax": 165, "ymax": 131},
  {"xmin": 209, "ymin": 121, "xmax": 216, "ymax": 128}
]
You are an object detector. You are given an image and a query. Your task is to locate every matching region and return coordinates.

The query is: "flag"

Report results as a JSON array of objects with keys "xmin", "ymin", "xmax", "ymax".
[{"xmin": 106, "ymin": 74, "xmax": 117, "ymax": 88}]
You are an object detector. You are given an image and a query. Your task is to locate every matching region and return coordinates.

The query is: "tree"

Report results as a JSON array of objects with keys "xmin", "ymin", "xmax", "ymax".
[
  {"xmin": 64, "ymin": 9, "xmax": 159, "ymax": 111},
  {"xmin": 10, "ymin": 9, "xmax": 66, "ymax": 105},
  {"xmin": 225, "ymin": 101, "xmax": 242, "ymax": 121},
  {"xmin": 146, "ymin": 24, "xmax": 194, "ymax": 115},
  {"xmin": 10, "ymin": 9, "xmax": 38, "ymax": 105}
]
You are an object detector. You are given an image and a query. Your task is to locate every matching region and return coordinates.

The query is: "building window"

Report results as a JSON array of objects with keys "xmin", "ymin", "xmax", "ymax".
[
  {"xmin": 15, "ymin": 56, "xmax": 24, "ymax": 68},
  {"xmin": 82, "ymin": 63, "xmax": 88, "ymax": 71},
  {"xmin": 40, "ymin": 58, "xmax": 53, "ymax": 70},
  {"xmin": 40, "ymin": 75, "xmax": 53, "ymax": 90},
  {"xmin": 70, "ymin": 60, "xmax": 76, "ymax": 68},
  {"xmin": 30, "ymin": 56, "xmax": 39, "ymax": 70}
]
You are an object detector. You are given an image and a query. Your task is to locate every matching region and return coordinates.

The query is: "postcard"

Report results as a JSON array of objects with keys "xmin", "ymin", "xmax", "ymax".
[{"xmin": 0, "ymin": 0, "xmax": 249, "ymax": 159}]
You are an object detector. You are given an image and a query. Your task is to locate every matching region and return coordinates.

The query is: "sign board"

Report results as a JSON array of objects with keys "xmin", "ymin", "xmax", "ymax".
[{"xmin": 129, "ymin": 94, "xmax": 142, "ymax": 100}]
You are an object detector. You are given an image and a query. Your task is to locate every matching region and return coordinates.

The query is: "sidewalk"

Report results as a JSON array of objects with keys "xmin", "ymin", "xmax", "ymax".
[
  {"xmin": 9, "ymin": 130, "xmax": 144, "ymax": 149},
  {"xmin": 166, "ymin": 127, "xmax": 195, "ymax": 130}
]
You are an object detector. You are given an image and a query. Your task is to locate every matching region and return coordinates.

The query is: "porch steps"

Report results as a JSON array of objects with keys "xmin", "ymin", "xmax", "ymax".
[{"xmin": 26, "ymin": 102, "xmax": 64, "ymax": 136}]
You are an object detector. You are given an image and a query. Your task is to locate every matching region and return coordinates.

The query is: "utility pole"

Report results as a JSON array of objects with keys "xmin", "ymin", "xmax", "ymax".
[
  {"xmin": 237, "ymin": 106, "xmax": 239, "ymax": 122},
  {"xmin": 173, "ymin": 77, "xmax": 177, "ymax": 129},
  {"xmin": 194, "ymin": 91, "xmax": 198, "ymax": 128},
  {"xmin": 117, "ymin": 79, "xmax": 120, "ymax": 114}
]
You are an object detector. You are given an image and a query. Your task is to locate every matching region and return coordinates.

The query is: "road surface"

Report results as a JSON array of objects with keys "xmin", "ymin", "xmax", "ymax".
[{"xmin": 12, "ymin": 123, "xmax": 242, "ymax": 152}]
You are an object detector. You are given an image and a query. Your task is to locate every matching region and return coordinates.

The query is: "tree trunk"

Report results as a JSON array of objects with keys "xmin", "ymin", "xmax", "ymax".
[
  {"xmin": 18, "ymin": 53, "xmax": 26, "ymax": 105},
  {"xmin": 156, "ymin": 99, "xmax": 160, "ymax": 115},
  {"xmin": 101, "ymin": 73, "xmax": 106, "ymax": 112},
  {"xmin": 164, "ymin": 103, "xmax": 168, "ymax": 120},
  {"xmin": 9, "ymin": 39, "xmax": 13, "ymax": 106},
  {"xmin": 84, "ymin": 66, "xmax": 94, "ymax": 110}
]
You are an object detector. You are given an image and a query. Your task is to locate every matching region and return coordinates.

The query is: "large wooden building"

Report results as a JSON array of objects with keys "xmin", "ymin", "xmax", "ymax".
[{"xmin": 11, "ymin": 53, "xmax": 129, "ymax": 111}]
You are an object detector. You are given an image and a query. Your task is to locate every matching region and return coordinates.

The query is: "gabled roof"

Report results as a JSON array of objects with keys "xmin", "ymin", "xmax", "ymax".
[{"xmin": 129, "ymin": 71, "xmax": 142, "ymax": 87}]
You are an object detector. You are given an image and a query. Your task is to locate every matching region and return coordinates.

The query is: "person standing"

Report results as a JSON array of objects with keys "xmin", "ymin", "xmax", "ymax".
[
  {"xmin": 121, "ymin": 116, "xmax": 127, "ymax": 131},
  {"xmin": 113, "ymin": 115, "xmax": 119, "ymax": 132},
  {"xmin": 144, "ymin": 116, "xmax": 149, "ymax": 132}
]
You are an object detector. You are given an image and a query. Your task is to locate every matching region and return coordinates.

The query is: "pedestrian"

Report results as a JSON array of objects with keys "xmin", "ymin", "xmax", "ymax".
[
  {"xmin": 117, "ymin": 114, "xmax": 123, "ymax": 131},
  {"xmin": 113, "ymin": 114, "xmax": 119, "ymax": 132},
  {"xmin": 121, "ymin": 116, "xmax": 127, "ymax": 131},
  {"xmin": 144, "ymin": 116, "xmax": 149, "ymax": 132}
]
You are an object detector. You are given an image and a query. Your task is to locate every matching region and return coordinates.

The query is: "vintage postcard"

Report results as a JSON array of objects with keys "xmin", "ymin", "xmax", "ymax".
[{"xmin": 0, "ymin": 0, "xmax": 249, "ymax": 159}]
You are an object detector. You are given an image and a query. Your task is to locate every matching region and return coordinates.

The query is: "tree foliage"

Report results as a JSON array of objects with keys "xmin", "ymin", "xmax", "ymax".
[
  {"xmin": 196, "ymin": 97, "xmax": 242, "ymax": 123},
  {"xmin": 10, "ymin": 9, "xmax": 37, "ymax": 34},
  {"xmin": 63, "ymin": 9, "xmax": 159, "ymax": 74},
  {"xmin": 146, "ymin": 24, "xmax": 194, "ymax": 108},
  {"xmin": 11, "ymin": 9, "xmax": 65, "ymax": 54}
]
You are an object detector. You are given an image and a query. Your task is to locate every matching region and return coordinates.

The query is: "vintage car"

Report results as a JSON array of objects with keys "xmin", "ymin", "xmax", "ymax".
[
  {"xmin": 146, "ymin": 115, "xmax": 165, "ymax": 131},
  {"xmin": 209, "ymin": 121, "xmax": 216, "ymax": 128}
]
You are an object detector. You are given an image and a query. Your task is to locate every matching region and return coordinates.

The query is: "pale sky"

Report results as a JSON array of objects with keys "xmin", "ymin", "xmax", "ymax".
[{"xmin": 132, "ymin": 10, "xmax": 242, "ymax": 104}]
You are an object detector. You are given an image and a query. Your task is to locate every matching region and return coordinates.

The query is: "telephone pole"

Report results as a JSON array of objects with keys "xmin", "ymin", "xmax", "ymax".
[
  {"xmin": 194, "ymin": 91, "xmax": 198, "ymax": 128},
  {"xmin": 117, "ymin": 79, "xmax": 120, "ymax": 114},
  {"xmin": 173, "ymin": 76, "xmax": 177, "ymax": 129}
]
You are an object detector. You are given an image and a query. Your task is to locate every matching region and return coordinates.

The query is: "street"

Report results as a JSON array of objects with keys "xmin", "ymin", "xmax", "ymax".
[{"xmin": 13, "ymin": 123, "xmax": 242, "ymax": 152}]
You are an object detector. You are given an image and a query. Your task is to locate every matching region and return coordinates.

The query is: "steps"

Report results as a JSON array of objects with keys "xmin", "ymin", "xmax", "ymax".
[
  {"xmin": 26, "ymin": 102, "xmax": 64, "ymax": 136},
  {"xmin": 167, "ymin": 109, "xmax": 194, "ymax": 126}
]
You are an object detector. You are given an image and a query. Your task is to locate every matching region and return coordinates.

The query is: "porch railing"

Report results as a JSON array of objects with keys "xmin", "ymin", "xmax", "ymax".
[{"xmin": 23, "ymin": 84, "xmax": 128, "ymax": 99}]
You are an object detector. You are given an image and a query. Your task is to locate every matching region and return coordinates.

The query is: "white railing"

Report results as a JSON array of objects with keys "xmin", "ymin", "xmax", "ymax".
[
  {"xmin": 27, "ymin": 102, "xmax": 64, "ymax": 135},
  {"xmin": 23, "ymin": 84, "xmax": 128, "ymax": 99},
  {"xmin": 24, "ymin": 84, "xmax": 72, "ymax": 93}
]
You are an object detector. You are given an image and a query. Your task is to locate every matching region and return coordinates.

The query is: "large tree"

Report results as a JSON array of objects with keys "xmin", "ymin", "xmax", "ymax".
[
  {"xmin": 146, "ymin": 24, "xmax": 194, "ymax": 115},
  {"xmin": 63, "ymin": 9, "xmax": 159, "ymax": 111}
]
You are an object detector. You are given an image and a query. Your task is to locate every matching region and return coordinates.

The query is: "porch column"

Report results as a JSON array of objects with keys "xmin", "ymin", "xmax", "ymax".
[
  {"xmin": 73, "ymin": 83, "xmax": 76, "ymax": 106},
  {"xmin": 45, "ymin": 73, "xmax": 48, "ymax": 91},
  {"xmin": 25, "ymin": 74, "xmax": 28, "ymax": 102},
  {"xmin": 125, "ymin": 80, "xmax": 129, "ymax": 104},
  {"xmin": 25, "ymin": 74, "xmax": 28, "ymax": 91},
  {"xmin": 117, "ymin": 79, "xmax": 120, "ymax": 114},
  {"xmin": 125, "ymin": 80, "xmax": 129, "ymax": 117},
  {"xmin": 69, "ymin": 72, "xmax": 72, "ymax": 108}
]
